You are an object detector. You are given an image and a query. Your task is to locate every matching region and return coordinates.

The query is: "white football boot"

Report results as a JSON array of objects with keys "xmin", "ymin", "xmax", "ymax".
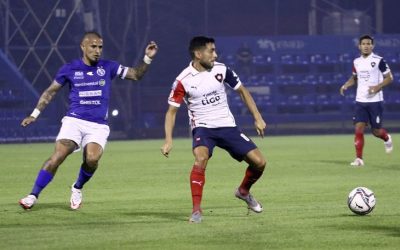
[
  {"xmin": 350, "ymin": 158, "xmax": 364, "ymax": 167},
  {"xmin": 235, "ymin": 188, "xmax": 263, "ymax": 213},
  {"xmin": 19, "ymin": 194, "xmax": 37, "ymax": 210},
  {"xmin": 189, "ymin": 210, "xmax": 202, "ymax": 223},
  {"xmin": 384, "ymin": 134, "xmax": 393, "ymax": 153},
  {"xmin": 70, "ymin": 184, "xmax": 82, "ymax": 210}
]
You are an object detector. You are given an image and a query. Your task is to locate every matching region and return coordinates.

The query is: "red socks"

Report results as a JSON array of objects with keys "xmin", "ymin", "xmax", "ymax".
[
  {"xmin": 190, "ymin": 165, "xmax": 205, "ymax": 213},
  {"xmin": 354, "ymin": 128, "xmax": 364, "ymax": 159},
  {"xmin": 239, "ymin": 166, "xmax": 264, "ymax": 196},
  {"xmin": 374, "ymin": 128, "xmax": 389, "ymax": 141}
]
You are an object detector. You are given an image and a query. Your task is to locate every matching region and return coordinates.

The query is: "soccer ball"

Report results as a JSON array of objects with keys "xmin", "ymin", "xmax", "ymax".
[{"xmin": 347, "ymin": 187, "xmax": 376, "ymax": 215}]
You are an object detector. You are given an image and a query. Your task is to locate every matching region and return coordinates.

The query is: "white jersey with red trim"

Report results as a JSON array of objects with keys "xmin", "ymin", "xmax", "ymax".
[
  {"xmin": 352, "ymin": 52, "xmax": 391, "ymax": 102},
  {"xmin": 168, "ymin": 62, "xmax": 242, "ymax": 129}
]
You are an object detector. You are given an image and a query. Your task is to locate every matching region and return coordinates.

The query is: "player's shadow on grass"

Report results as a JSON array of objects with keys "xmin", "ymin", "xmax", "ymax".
[
  {"xmin": 122, "ymin": 211, "xmax": 188, "ymax": 222},
  {"xmin": 326, "ymin": 221, "xmax": 400, "ymax": 237},
  {"xmin": 16, "ymin": 202, "xmax": 72, "ymax": 213},
  {"xmin": 382, "ymin": 164, "xmax": 400, "ymax": 171},
  {"xmin": 317, "ymin": 160, "xmax": 352, "ymax": 165}
]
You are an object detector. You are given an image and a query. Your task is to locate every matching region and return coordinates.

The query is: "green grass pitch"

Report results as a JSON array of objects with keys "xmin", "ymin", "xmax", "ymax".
[{"xmin": 0, "ymin": 134, "xmax": 399, "ymax": 249}]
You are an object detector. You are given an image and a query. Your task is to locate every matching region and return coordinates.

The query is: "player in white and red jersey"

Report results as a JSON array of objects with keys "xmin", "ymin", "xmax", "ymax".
[
  {"xmin": 19, "ymin": 32, "xmax": 158, "ymax": 210},
  {"xmin": 340, "ymin": 34, "xmax": 394, "ymax": 167},
  {"xmin": 161, "ymin": 36, "xmax": 267, "ymax": 223}
]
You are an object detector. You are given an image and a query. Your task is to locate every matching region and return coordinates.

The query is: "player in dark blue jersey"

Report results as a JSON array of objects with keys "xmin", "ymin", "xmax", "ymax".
[{"xmin": 19, "ymin": 31, "xmax": 158, "ymax": 210}]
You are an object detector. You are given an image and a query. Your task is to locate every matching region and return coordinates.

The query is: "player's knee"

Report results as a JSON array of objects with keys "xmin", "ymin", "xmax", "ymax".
[
  {"xmin": 252, "ymin": 157, "xmax": 266, "ymax": 171},
  {"xmin": 194, "ymin": 154, "xmax": 209, "ymax": 166},
  {"xmin": 85, "ymin": 154, "xmax": 99, "ymax": 169},
  {"xmin": 371, "ymin": 129, "xmax": 380, "ymax": 137},
  {"xmin": 258, "ymin": 159, "xmax": 267, "ymax": 170}
]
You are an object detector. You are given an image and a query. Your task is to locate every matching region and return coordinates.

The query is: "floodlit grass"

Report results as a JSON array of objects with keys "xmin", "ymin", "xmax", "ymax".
[{"xmin": 0, "ymin": 134, "xmax": 399, "ymax": 249}]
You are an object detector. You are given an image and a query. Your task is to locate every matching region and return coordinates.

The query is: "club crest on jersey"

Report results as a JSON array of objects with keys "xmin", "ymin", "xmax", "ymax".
[
  {"xmin": 214, "ymin": 73, "xmax": 223, "ymax": 83},
  {"xmin": 97, "ymin": 68, "xmax": 105, "ymax": 76},
  {"xmin": 371, "ymin": 62, "xmax": 376, "ymax": 67}
]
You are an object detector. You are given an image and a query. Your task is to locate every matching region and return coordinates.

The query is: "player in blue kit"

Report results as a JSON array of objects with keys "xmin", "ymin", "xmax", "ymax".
[{"xmin": 19, "ymin": 32, "xmax": 158, "ymax": 210}]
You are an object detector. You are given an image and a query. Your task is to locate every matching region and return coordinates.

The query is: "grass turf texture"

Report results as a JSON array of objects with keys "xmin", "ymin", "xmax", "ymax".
[{"xmin": 0, "ymin": 134, "xmax": 399, "ymax": 249}]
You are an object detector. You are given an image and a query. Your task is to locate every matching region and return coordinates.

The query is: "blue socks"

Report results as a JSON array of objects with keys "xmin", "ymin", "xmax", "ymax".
[
  {"xmin": 74, "ymin": 167, "xmax": 94, "ymax": 189},
  {"xmin": 29, "ymin": 166, "xmax": 94, "ymax": 197},
  {"xmin": 31, "ymin": 169, "xmax": 54, "ymax": 197}
]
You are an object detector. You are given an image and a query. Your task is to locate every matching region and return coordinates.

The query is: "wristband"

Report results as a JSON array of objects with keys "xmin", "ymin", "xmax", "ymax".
[
  {"xmin": 143, "ymin": 55, "xmax": 152, "ymax": 64},
  {"xmin": 30, "ymin": 108, "xmax": 40, "ymax": 119}
]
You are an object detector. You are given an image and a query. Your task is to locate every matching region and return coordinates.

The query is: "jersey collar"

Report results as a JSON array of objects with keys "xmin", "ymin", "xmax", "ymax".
[{"xmin": 189, "ymin": 61, "xmax": 200, "ymax": 75}]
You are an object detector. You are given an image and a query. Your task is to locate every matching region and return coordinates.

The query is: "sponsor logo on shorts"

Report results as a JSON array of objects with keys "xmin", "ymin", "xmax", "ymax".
[{"xmin": 240, "ymin": 133, "xmax": 250, "ymax": 142}]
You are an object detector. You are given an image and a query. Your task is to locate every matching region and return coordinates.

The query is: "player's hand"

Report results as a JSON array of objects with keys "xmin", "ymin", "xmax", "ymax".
[
  {"xmin": 368, "ymin": 85, "xmax": 380, "ymax": 95},
  {"xmin": 145, "ymin": 41, "xmax": 158, "ymax": 59},
  {"xmin": 255, "ymin": 118, "xmax": 266, "ymax": 138},
  {"xmin": 340, "ymin": 85, "xmax": 347, "ymax": 96},
  {"xmin": 21, "ymin": 116, "xmax": 36, "ymax": 127},
  {"xmin": 161, "ymin": 141, "xmax": 172, "ymax": 158}
]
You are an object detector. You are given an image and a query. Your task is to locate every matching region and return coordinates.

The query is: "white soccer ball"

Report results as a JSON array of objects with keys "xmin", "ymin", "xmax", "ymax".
[{"xmin": 347, "ymin": 187, "xmax": 376, "ymax": 215}]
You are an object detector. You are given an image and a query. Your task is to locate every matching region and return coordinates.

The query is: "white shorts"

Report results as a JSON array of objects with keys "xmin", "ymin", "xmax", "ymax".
[{"xmin": 56, "ymin": 116, "xmax": 110, "ymax": 152}]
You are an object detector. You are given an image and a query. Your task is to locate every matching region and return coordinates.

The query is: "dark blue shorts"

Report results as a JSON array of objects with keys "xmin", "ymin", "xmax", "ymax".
[
  {"xmin": 353, "ymin": 101, "xmax": 384, "ymax": 129},
  {"xmin": 192, "ymin": 127, "xmax": 257, "ymax": 162}
]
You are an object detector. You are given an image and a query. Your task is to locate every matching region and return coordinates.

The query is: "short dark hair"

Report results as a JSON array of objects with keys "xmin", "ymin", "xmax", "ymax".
[
  {"xmin": 359, "ymin": 34, "xmax": 374, "ymax": 44},
  {"xmin": 81, "ymin": 31, "xmax": 102, "ymax": 44},
  {"xmin": 189, "ymin": 36, "xmax": 215, "ymax": 59}
]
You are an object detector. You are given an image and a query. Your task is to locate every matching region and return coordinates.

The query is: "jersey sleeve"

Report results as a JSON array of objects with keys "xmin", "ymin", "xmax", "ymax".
[
  {"xmin": 54, "ymin": 64, "xmax": 70, "ymax": 86},
  {"xmin": 352, "ymin": 63, "xmax": 357, "ymax": 76},
  {"xmin": 378, "ymin": 58, "xmax": 391, "ymax": 75},
  {"xmin": 225, "ymin": 67, "xmax": 242, "ymax": 90},
  {"xmin": 109, "ymin": 60, "xmax": 128, "ymax": 79},
  {"xmin": 168, "ymin": 80, "xmax": 186, "ymax": 107}
]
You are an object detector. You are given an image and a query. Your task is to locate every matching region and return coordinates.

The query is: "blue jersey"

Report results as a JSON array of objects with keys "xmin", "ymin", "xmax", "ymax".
[{"xmin": 55, "ymin": 59, "xmax": 127, "ymax": 124}]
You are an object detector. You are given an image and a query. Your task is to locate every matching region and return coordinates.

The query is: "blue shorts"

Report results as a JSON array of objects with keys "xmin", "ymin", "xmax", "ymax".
[
  {"xmin": 353, "ymin": 102, "xmax": 384, "ymax": 129},
  {"xmin": 192, "ymin": 127, "xmax": 257, "ymax": 162}
]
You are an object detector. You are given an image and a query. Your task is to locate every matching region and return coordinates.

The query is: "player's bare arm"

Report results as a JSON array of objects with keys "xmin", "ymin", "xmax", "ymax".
[
  {"xmin": 21, "ymin": 81, "xmax": 62, "ymax": 127},
  {"xmin": 340, "ymin": 75, "xmax": 357, "ymax": 96},
  {"xmin": 368, "ymin": 72, "xmax": 393, "ymax": 94},
  {"xmin": 161, "ymin": 105, "xmax": 178, "ymax": 157},
  {"xmin": 237, "ymin": 85, "xmax": 266, "ymax": 137},
  {"xmin": 125, "ymin": 41, "xmax": 158, "ymax": 81}
]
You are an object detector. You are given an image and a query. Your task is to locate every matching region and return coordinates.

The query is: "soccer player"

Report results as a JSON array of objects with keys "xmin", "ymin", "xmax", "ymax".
[
  {"xmin": 19, "ymin": 31, "xmax": 158, "ymax": 210},
  {"xmin": 161, "ymin": 36, "xmax": 267, "ymax": 223},
  {"xmin": 340, "ymin": 34, "xmax": 393, "ymax": 167}
]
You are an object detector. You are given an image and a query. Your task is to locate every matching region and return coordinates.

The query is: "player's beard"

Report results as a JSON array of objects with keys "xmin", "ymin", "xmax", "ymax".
[
  {"xmin": 200, "ymin": 61, "xmax": 213, "ymax": 70},
  {"xmin": 88, "ymin": 56, "xmax": 100, "ymax": 65}
]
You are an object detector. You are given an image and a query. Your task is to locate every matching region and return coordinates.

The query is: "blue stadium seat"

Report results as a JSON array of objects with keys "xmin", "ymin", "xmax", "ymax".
[
  {"xmin": 281, "ymin": 54, "xmax": 294, "ymax": 65},
  {"xmin": 383, "ymin": 52, "xmax": 398, "ymax": 64},
  {"xmin": 295, "ymin": 54, "xmax": 310, "ymax": 65},
  {"xmin": 324, "ymin": 54, "xmax": 339, "ymax": 64},
  {"xmin": 339, "ymin": 53, "xmax": 352, "ymax": 63},
  {"xmin": 310, "ymin": 54, "xmax": 323, "ymax": 64}
]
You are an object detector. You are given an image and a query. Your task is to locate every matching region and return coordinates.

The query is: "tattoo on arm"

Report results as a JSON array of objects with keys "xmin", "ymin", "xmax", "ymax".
[
  {"xmin": 127, "ymin": 62, "xmax": 149, "ymax": 81},
  {"xmin": 36, "ymin": 83, "xmax": 60, "ymax": 111}
]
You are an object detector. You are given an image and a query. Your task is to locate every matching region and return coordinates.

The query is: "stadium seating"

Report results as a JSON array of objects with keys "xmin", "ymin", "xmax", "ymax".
[{"xmin": 227, "ymin": 47, "xmax": 400, "ymax": 133}]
